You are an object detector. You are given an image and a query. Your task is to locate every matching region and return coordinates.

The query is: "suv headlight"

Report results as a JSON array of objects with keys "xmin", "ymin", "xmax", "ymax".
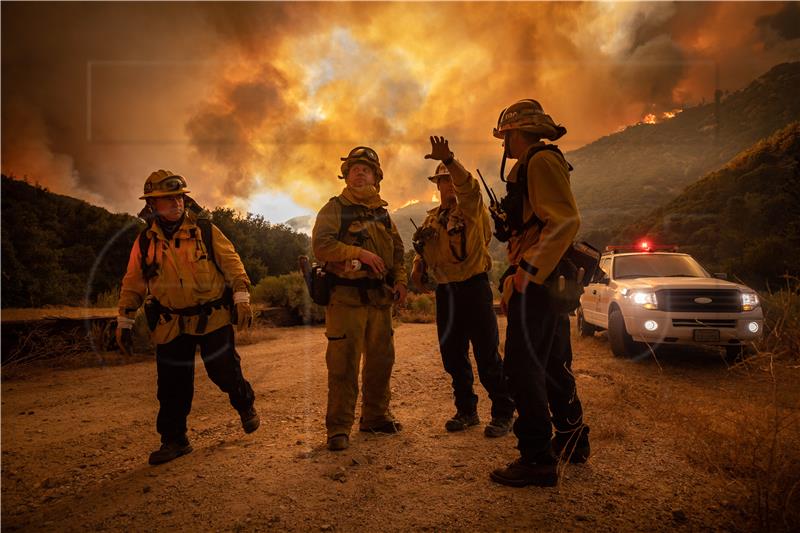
[
  {"xmin": 741, "ymin": 291, "xmax": 760, "ymax": 311},
  {"xmin": 631, "ymin": 291, "xmax": 658, "ymax": 310}
]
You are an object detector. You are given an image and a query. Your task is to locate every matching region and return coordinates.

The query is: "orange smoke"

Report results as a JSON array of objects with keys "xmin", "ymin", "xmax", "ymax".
[{"xmin": 2, "ymin": 2, "xmax": 798, "ymax": 218}]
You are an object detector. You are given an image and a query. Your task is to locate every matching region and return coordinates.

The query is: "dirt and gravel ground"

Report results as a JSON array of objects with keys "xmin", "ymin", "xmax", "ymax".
[{"xmin": 3, "ymin": 318, "xmax": 799, "ymax": 532}]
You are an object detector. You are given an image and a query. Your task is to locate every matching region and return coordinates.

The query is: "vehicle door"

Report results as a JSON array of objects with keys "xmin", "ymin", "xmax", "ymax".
[
  {"xmin": 583, "ymin": 256, "xmax": 612, "ymax": 325},
  {"xmin": 595, "ymin": 256, "xmax": 616, "ymax": 328}
]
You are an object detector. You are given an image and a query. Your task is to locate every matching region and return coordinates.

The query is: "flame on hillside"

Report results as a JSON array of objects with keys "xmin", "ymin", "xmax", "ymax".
[
  {"xmin": 400, "ymin": 199, "xmax": 420, "ymax": 209},
  {"xmin": 641, "ymin": 108, "xmax": 683, "ymax": 125}
]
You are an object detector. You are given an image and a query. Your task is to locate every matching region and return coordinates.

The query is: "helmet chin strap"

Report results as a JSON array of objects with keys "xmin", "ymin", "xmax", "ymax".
[{"xmin": 500, "ymin": 132, "xmax": 511, "ymax": 182}]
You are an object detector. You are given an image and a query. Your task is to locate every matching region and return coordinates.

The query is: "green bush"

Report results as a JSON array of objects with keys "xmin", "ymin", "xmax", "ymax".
[{"xmin": 252, "ymin": 272, "xmax": 325, "ymax": 324}]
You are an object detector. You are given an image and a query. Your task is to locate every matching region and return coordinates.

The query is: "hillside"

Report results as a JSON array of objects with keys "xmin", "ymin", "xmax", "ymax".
[
  {"xmin": 0, "ymin": 176, "xmax": 141, "ymax": 307},
  {"xmin": 570, "ymin": 61, "xmax": 800, "ymax": 239},
  {"xmin": 0, "ymin": 176, "xmax": 310, "ymax": 307},
  {"xmin": 617, "ymin": 121, "xmax": 800, "ymax": 289}
]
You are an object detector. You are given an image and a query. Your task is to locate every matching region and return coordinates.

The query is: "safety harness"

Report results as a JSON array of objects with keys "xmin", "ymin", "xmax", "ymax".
[
  {"xmin": 138, "ymin": 217, "xmax": 231, "ymax": 334},
  {"xmin": 328, "ymin": 197, "xmax": 395, "ymax": 303}
]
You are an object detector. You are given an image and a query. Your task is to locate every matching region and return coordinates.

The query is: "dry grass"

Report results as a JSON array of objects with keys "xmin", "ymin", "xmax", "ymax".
[{"xmin": 235, "ymin": 323, "xmax": 280, "ymax": 346}]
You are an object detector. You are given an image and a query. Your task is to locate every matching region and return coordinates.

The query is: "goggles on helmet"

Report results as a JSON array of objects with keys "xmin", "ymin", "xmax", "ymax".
[
  {"xmin": 342, "ymin": 146, "xmax": 379, "ymax": 163},
  {"xmin": 144, "ymin": 175, "xmax": 188, "ymax": 195}
]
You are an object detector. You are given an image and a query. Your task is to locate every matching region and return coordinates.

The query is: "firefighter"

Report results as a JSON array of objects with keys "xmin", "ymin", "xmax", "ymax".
[
  {"xmin": 116, "ymin": 170, "xmax": 259, "ymax": 466},
  {"xmin": 487, "ymin": 100, "xmax": 590, "ymax": 487},
  {"xmin": 411, "ymin": 136, "xmax": 515, "ymax": 437},
  {"xmin": 312, "ymin": 147, "xmax": 407, "ymax": 451}
]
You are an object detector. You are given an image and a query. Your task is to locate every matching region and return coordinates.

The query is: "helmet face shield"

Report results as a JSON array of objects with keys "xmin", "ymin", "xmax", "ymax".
[{"xmin": 140, "ymin": 170, "xmax": 191, "ymax": 199}]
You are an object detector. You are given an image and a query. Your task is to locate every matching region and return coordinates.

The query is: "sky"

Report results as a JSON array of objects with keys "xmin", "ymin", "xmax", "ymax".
[{"xmin": 2, "ymin": 1, "xmax": 799, "ymax": 223}]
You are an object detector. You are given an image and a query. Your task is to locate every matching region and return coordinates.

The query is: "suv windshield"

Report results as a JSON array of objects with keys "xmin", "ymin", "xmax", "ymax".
[{"xmin": 613, "ymin": 254, "xmax": 709, "ymax": 279}]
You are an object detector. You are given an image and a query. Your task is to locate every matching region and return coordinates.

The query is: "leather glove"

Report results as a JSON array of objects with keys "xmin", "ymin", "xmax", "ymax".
[
  {"xmin": 233, "ymin": 291, "xmax": 253, "ymax": 331},
  {"xmin": 116, "ymin": 316, "xmax": 135, "ymax": 356},
  {"xmin": 500, "ymin": 275, "xmax": 515, "ymax": 316}
]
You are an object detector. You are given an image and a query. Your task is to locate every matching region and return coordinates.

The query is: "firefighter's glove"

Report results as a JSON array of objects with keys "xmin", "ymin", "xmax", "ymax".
[
  {"xmin": 116, "ymin": 316, "xmax": 135, "ymax": 356},
  {"xmin": 233, "ymin": 291, "xmax": 253, "ymax": 331},
  {"xmin": 500, "ymin": 276, "xmax": 515, "ymax": 316}
]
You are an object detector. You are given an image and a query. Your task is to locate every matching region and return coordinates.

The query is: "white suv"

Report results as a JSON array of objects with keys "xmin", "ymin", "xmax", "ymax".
[{"xmin": 577, "ymin": 248, "xmax": 763, "ymax": 360}]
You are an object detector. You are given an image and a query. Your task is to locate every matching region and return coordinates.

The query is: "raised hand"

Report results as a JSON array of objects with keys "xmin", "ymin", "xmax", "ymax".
[{"xmin": 424, "ymin": 136, "xmax": 453, "ymax": 162}]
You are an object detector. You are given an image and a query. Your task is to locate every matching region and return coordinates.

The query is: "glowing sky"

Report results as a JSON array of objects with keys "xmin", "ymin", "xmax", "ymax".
[{"xmin": 2, "ymin": 2, "xmax": 799, "ymax": 221}]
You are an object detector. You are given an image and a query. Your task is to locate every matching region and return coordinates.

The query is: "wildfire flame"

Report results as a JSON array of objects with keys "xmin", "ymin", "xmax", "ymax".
[
  {"xmin": 400, "ymin": 199, "xmax": 420, "ymax": 209},
  {"xmin": 643, "ymin": 113, "xmax": 657, "ymax": 125},
  {"xmin": 431, "ymin": 193, "xmax": 440, "ymax": 203}
]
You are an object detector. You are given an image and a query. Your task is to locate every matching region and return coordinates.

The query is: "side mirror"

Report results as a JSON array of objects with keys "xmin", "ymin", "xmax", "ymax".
[{"xmin": 713, "ymin": 272, "xmax": 728, "ymax": 280}]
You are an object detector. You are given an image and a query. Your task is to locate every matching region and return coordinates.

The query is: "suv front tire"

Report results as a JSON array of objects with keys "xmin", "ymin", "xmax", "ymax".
[{"xmin": 608, "ymin": 308, "xmax": 640, "ymax": 358}]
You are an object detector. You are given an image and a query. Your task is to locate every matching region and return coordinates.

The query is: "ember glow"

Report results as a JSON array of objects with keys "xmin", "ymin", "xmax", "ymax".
[{"xmin": 2, "ymin": 2, "xmax": 798, "ymax": 219}]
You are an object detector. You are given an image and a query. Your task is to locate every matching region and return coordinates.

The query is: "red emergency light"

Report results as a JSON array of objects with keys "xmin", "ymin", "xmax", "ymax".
[{"xmin": 604, "ymin": 242, "xmax": 679, "ymax": 254}]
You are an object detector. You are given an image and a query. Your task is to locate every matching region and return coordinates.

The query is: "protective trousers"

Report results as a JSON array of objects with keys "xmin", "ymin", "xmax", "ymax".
[
  {"xmin": 504, "ymin": 283, "xmax": 585, "ymax": 462},
  {"xmin": 155, "ymin": 325, "xmax": 255, "ymax": 443},
  {"xmin": 435, "ymin": 273, "xmax": 515, "ymax": 419},
  {"xmin": 324, "ymin": 302, "xmax": 395, "ymax": 438}
]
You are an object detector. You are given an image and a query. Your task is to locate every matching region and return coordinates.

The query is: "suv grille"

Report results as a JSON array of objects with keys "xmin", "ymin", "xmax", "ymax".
[
  {"xmin": 672, "ymin": 319, "xmax": 737, "ymax": 328},
  {"xmin": 656, "ymin": 289, "xmax": 741, "ymax": 313}
]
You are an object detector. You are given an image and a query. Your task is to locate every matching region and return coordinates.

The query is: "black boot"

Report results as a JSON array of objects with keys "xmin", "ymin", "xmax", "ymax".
[
  {"xmin": 444, "ymin": 412, "xmax": 480, "ymax": 432},
  {"xmin": 239, "ymin": 406, "xmax": 260, "ymax": 434},
  {"xmin": 484, "ymin": 417, "xmax": 513, "ymax": 438},
  {"xmin": 490, "ymin": 458, "xmax": 558, "ymax": 487},
  {"xmin": 149, "ymin": 438, "xmax": 192, "ymax": 465}
]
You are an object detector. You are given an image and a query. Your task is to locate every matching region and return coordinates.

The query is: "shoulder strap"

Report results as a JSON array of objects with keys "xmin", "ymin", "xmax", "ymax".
[
  {"xmin": 332, "ymin": 197, "xmax": 391, "ymax": 239},
  {"xmin": 138, "ymin": 227, "xmax": 159, "ymax": 282},
  {"xmin": 516, "ymin": 144, "xmax": 574, "ymax": 232},
  {"xmin": 196, "ymin": 217, "xmax": 223, "ymax": 275}
]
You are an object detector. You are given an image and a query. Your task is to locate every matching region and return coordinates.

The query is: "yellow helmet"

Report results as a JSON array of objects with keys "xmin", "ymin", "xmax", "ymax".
[
  {"xmin": 493, "ymin": 99, "xmax": 566, "ymax": 141},
  {"xmin": 339, "ymin": 146, "xmax": 383, "ymax": 181},
  {"xmin": 140, "ymin": 170, "xmax": 191, "ymax": 200},
  {"xmin": 427, "ymin": 162, "xmax": 451, "ymax": 183}
]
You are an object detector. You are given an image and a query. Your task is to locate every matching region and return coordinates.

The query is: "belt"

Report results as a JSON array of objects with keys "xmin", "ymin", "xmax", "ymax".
[
  {"xmin": 438, "ymin": 272, "xmax": 489, "ymax": 289},
  {"xmin": 161, "ymin": 294, "xmax": 231, "ymax": 335},
  {"xmin": 330, "ymin": 274, "xmax": 395, "ymax": 305}
]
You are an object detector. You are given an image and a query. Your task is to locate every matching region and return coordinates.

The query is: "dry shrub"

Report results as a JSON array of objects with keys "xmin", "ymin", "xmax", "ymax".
[
  {"xmin": 235, "ymin": 323, "xmax": 279, "ymax": 346},
  {"xmin": 675, "ymin": 362, "xmax": 800, "ymax": 531},
  {"xmin": 757, "ymin": 276, "xmax": 800, "ymax": 361},
  {"xmin": 398, "ymin": 292, "xmax": 435, "ymax": 323},
  {"xmin": 252, "ymin": 272, "xmax": 325, "ymax": 324}
]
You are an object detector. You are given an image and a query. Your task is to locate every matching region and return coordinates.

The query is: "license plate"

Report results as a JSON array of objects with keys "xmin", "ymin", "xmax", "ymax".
[{"xmin": 694, "ymin": 329, "xmax": 720, "ymax": 342}]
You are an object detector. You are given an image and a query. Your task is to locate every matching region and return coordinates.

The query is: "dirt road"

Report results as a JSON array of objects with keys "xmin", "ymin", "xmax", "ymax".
[{"xmin": 3, "ymin": 319, "xmax": 798, "ymax": 531}]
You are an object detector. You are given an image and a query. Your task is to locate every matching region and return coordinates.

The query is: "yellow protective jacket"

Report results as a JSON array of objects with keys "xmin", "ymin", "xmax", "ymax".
[
  {"xmin": 312, "ymin": 191, "xmax": 406, "ymax": 307},
  {"xmin": 118, "ymin": 212, "xmax": 251, "ymax": 345},
  {"xmin": 412, "ymin": 159, "xmax": 492, "ymax": 283},
  {"xmin": 506, "ymin": 143, "xmax": 580, "ymax": 285}
]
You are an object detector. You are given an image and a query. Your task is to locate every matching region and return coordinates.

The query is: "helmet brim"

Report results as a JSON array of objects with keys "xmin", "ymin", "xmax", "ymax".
[{"xmin": 140, "ymin": 189, "xmax": 190, "ymax": 200}]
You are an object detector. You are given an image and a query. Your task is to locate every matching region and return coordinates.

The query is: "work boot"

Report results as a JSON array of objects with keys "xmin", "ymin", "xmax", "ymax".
[
  {"xmin": 327, "ymin": 434, "xmax": 349, "ymax": 451},
  {"xmin": 359, "ymin": 420, "xmax": 403, "ymax": 434},
  {"xmin": 148, "ymin": 439, "xmax": 193, "ymax": 466},
  {"xmin": 484, "ymin": 417, "xmax": 513, "ymax": 438},
  {"xmin": 239, "ymin": 406, "xmax": 260, "ymax": 434},
  {"xmin": 444, "ymin": 412, "xmax": 480, "ymax": 432},
  {"xmin": 552, "ymin": 427, "xmax": 590, "ymax": 463},
  {"xmin": 489, "ymin": 458, "xmax": 558, "ymax": 487}
]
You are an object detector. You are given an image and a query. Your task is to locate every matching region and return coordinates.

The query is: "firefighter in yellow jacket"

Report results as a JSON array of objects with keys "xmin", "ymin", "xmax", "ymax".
[
  {"xmin": 116, "ymin": 170, "xmax": 259, "ymax": 466},
  {"xmin": 411, "ymin": 136, "xmax": 514, "ymax": 437},
  {"xmin": 312, "ymin": 147, "xmax": 407, "ymax": 451},
  {"xmin": 487, "ymin": 100, "xmax": 590, "ymax": 487}
]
